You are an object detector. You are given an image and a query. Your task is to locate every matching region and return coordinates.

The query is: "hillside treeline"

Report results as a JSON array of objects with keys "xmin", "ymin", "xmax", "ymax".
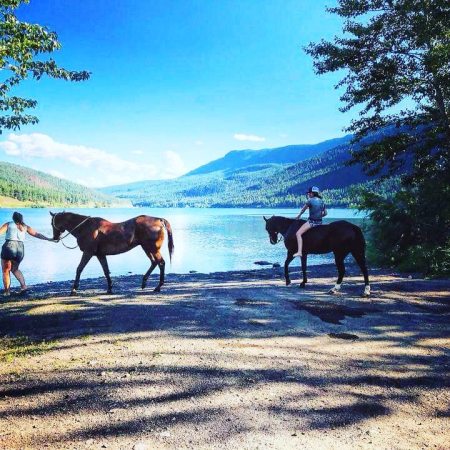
[{"xmin": 0, "ymin": 162, "xmax": 122, "ymax": 207}]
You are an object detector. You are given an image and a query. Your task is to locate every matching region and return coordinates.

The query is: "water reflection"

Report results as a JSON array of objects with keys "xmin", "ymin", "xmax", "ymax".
[{"xmin": 0, "ymin": 208, "xmax": 365, "ymax": 286}]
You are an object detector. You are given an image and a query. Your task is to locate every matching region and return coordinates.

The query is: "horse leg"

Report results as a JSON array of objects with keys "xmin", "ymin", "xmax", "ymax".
[
  {"xmin": 284, "ymin": 253, "xmax": 294, "ymax": 285},
  {"xmin": 300, "ymin": 254, "xmax": 308, "ymax": 288},
  {"xmin": 72, "ymin": 252, "xmax": 93, "ymax": 295},
  {"xmin": 351, "ymin": 249, "xmax": 371, "ymax": 297},
  {"xmin": 97, "ymin": 255, "xmax": 112, "ymax": 294},
  {"xmin": 142, "ymin": 259, "xmax": 157, "ymax": 289},
  {"xmin": 154, "ymin": 256, "xmax": 166, "ymax": 293},
  {"xmin": 329, "ymin": 251, "xmax": 347, "ymax": 294}
]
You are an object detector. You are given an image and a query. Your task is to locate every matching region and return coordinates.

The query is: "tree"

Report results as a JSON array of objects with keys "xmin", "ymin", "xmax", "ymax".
[
  {"xmin": 0, "ymin": 0, "xmax": 89, "ymax": 133},
  {"xmin": 306, "ymin": 0, "xmax": 450, "ymax": 275}
]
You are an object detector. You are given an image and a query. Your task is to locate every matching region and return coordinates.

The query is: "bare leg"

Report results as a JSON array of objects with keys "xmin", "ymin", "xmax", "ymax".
[
  {"xmin": 2, "ymin": 259, "xmax": 12, "ymax": 295},
  {"xmin": 11, "ymin": 261, "xmax": 26, "ymax": 291},
  {"xmin": 97, "ymin": 255, "xmax": 112, "ymax": 294},
  {"xmin": 293, "ymin": 222, "xmax": 311, "ymax": 257}
]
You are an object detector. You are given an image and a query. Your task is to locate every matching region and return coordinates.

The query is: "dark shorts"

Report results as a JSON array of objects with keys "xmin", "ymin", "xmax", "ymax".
[
  {"xmin": 308, "ymin": 219, "xmax": 323, "ymax": 227},
  {"xmin": 1, "ymin": 240, "xmax": 25, "ymax": 263}
]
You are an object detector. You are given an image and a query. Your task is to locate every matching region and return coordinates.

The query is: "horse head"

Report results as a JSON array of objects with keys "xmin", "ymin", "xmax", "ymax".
[
  {"xmin": 50, "ymin": 211, "xmax": 65, "ymax": 241},
  {"xmin": 264, "ymin": 215, "xmax": 280, "ymax": 245}
]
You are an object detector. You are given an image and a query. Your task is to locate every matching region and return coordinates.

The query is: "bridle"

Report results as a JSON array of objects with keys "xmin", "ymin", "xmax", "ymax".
[
  {"xmin": 52, "ymin": 213, "xmax": 92, "ymax": 249},
  {"xmin": 267, "ymin": 223, "xmax": 284, "ymax": 244},
  {"xmin": 269, "ymin": 231, "xmax": 284, "ymax": 244}
]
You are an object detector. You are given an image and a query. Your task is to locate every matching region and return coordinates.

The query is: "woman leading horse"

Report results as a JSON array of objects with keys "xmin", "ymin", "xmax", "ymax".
[{"xmin": 51, "ymin": 212, "xmax": 174, "ymax": 295}]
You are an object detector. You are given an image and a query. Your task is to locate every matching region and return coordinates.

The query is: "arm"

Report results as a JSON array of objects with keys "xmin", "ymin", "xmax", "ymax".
[
  {"xmin": 26, "ymin": 226, "xmax": 54, "ymax": 241},
  {"xmin": 0, "ymin": 223, "xmax": 8, "ymax": 235},
  {"xmin": 296, "ymin": 204, "xmax": 309, "ymax": 220}
]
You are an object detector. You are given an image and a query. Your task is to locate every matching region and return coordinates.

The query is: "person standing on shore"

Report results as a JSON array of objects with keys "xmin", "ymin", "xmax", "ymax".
[
  {"xmin": 293, "ymin": 186, "xmax": 327, "ymax": 258},
  {"xmin": 0, "ymin": 211, "xmax": 55, "ymax": 297}
]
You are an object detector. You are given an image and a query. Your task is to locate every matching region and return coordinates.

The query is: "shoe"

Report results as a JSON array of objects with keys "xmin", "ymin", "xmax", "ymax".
[
  {"xmin": 293, "ymin": 252, "xmax": 302, "ymax": 258},
  {"xmin": 2, "ymin": 291, "xmax": 10, "ymax": 297}
]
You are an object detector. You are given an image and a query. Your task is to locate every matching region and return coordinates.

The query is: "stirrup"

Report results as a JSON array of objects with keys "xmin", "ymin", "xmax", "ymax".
[{"xmin": 293, "ymin": 252, "xmax": 302, "ymax": 257}]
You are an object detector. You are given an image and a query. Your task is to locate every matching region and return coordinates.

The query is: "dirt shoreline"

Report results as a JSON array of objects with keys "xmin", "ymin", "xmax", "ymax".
[{"xmin": 0, "ymin": 264, "xmax": 449, "ymax": 450}]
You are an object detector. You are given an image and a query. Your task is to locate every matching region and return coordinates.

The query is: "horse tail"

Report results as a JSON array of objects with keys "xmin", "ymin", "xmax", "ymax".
[
  {"xmin": 352, "ymin": 223, "xmax": 366, "ymax": 254},
  {"xmin": 162, "ymin": 218, "xmax": 174, "ymax": 263}
]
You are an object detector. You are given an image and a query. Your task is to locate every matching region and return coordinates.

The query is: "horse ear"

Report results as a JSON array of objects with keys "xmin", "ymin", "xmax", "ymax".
[
  {"xmin": 263, "ymin": 216, "xmax": 268, "ymax": 222},
  {"xmin": 50, "ymin": 211, "xmax": 55, "ymax": 217}
]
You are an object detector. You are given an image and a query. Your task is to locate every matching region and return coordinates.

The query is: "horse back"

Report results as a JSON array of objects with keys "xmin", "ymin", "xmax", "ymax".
[
  {"xmin": 306, "ymin": 220, "xmax": 363, "ymax": 253},
  {"xmin": 134, "ymin": 215, "xmax": 167, "ymax": 245},
  {"xmin": 285, "ymin": 220, "xmax": 364, "ymax": 254}
]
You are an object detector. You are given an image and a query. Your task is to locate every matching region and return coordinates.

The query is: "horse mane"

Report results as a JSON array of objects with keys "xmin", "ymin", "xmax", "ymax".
[
  {"xmin": 268, "ymin": 215, "xmax": 305, "ymax": 234},
  {"xmin": 272, "ymin": 216, "xmax": 296, "ymax": 226}
]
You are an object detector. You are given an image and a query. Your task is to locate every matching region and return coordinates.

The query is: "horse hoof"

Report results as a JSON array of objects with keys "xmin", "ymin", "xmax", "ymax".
[
  {"xmin": 286, "ymin": 281, "xmax": 291, "ymax": 286},
  {"xmin": 299, "ymin": 283, "xmax": 306, "ymax": 289},
  {"xmin": 70, "ymin": 290, "xmax": 78, "ymax": 296},
  {"xmin": 106, "ymin": 290, "xmax": 113, "ymax": 295},
  {"xmin": 328, "ymin": 289, "xmax": 341, "ymax": 295},
  {"xmin": 153, "ymin": 287, "xmax": 161, "ymax": 293}
]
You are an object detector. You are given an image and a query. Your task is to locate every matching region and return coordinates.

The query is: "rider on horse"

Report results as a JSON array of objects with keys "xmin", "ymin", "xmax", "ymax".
[{"xmin": 293, "ymin": 186, "xmax": 327, "ymax": 258}]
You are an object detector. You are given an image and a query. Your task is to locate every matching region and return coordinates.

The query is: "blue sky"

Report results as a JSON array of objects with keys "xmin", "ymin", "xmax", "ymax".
[{"xmin": 0, "ymin": 0, "xmax": 352, "ymax": 187}]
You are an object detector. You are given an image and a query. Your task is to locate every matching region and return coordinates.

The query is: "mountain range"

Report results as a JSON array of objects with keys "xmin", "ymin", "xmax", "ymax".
[
  {"xmin": 0, "ymin": 132, "xmax": 396, "ymax": 208},
  {"xmin": 101, "ymin": 133, "xmax": 393, "ymax": 208}
]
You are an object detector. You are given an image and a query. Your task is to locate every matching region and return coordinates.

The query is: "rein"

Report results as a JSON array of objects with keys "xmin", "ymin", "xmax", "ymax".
[{"xmin": 52, "ymin": 214, "xmax": 92, "ymax": 250}]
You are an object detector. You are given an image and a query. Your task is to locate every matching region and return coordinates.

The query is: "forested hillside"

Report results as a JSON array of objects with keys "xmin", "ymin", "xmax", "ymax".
[
  {"xmin": 102, "ymin": 136, "xmax": 396, "ymax": 207},
  {"xmin": 0, "ymin": 162, "xmax": 128, "ymax": 207}
]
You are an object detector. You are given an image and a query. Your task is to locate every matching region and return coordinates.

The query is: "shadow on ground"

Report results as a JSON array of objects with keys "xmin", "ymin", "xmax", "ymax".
[{"xmin": 0, "ymin": 265, "xmax": 449, "ymax": 448}]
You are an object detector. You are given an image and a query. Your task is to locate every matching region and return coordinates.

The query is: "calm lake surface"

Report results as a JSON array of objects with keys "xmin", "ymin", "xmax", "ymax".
[{"xmin": 0, "ymin": 207, "xmax": 365, "ymax": 287}]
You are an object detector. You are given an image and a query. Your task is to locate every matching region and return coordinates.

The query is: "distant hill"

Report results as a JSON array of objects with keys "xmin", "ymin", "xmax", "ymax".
[
  {"xmin": 0, "ymin": 162, "xmax": 129, "ymax": 207},
  {"xmin": 101, "ymin": 134, "xmax": 396, "ymax": 208},
  {"xmin": 187, "ymin": 135, "xmax": 353, "ymax": 176}
]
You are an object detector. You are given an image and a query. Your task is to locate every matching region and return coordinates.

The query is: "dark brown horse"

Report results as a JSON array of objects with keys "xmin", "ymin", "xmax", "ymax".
[
  {"xmin": 264, "ymin": 216, "xmax": 370, "ymax": 296},
  {"xmin": 50, "ymin": 212, "xmax": 174, "ymax": 295}
]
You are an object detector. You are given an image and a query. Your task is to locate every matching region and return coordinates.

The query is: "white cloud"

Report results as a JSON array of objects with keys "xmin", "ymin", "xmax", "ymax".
[
  {"xmin": 233, "ymin": 133, "xmax": 266, "ymax": 142},
  {"xmin": 47, "ymin": 170, "xmax": 69, "ymax": 180},
  {"xmin": 161, "ymin": 150, "xmax": 187, "ymax": 178},
  {"xmin": 0, "ymin": 133, "xmax": 185, "ymax": 187},
  {"xmin": 131, "ymin": 150, "xmax": 144, "ymax": 155}
]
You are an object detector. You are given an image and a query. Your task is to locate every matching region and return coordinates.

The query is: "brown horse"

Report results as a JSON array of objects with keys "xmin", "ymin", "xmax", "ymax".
[
  {"xmin": 50, "ymin": 212, "xmax": 174, "ymax": 295},
  {"xmin": 264, "ymin": 216, "xmax": 370, "ymax": 296}
]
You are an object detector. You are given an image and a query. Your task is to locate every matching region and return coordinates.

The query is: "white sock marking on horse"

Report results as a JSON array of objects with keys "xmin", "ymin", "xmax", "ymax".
[
  {"xmin": 334, "ymin": 283, "xmax": 341, "ymax": 291},
  {"xmin": 364, "ymin": 285, "xmax": 371, "ymax": 296}
]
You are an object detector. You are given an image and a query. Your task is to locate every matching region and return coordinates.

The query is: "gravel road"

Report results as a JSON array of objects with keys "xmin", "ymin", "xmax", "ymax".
[{"xmin": 0, "ymin": 264, "xmax": 449, "ymax": 450}]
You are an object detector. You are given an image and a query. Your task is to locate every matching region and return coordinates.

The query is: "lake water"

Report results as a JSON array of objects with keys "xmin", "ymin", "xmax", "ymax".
[{"xmin": 0, "ymin": 207, "xmax": 365, "ymax": 287}]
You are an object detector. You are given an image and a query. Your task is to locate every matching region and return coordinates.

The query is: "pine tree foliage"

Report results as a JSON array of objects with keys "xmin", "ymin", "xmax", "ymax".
[
  {"xmin": 306, "ymin": 0, "xmax": 450, "ymax": 275},
  {"xmin": 0, "ymin": 161, "xmax": 123, "ymax": 206}
]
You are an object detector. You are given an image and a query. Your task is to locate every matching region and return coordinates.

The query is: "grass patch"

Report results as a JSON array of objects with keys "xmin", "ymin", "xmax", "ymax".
[
  {"xmin": 0, "ymin": 336, "xmax": 56, "ymax": 363},
  {"xmin": 26, "ymin": 303, "xmax": 79, "ymax": 315}
]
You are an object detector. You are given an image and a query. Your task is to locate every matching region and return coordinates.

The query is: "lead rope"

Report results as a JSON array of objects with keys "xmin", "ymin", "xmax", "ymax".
[{"xmin": 52, "ymin": 215, "xmax": 92, "ymax": 250}]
